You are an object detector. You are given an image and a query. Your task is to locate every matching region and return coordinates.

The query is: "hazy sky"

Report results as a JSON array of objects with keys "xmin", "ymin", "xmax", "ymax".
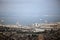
[{"xmin": 0, "ymin": 0, "xmax": 60, "ymax": 25}]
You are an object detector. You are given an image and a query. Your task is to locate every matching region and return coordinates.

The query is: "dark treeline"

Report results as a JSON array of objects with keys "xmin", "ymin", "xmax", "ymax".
[
  {"xmin": 44, "ymin": 29, "xmax": 60, "ymax": 40},
  {"xmin": 0, "ymin": 29, "xmax": 60, "ymax": 40}
]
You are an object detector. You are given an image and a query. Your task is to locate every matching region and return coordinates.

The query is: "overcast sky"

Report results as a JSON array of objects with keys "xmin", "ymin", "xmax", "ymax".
[{"xmin": 0, "ymin": 0, "xmax": 60, "ymax": 25}]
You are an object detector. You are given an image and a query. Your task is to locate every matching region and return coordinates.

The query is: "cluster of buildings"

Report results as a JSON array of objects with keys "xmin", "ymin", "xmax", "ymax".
[{"xmin": 0, "ymin": 22, "xmax": 60, "ymax": 32}]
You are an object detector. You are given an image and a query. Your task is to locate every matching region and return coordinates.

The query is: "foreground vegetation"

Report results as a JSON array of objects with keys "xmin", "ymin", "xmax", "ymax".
[{"xmin": 0, "ymin": 29, "xmax": 60, "ymax": 40}]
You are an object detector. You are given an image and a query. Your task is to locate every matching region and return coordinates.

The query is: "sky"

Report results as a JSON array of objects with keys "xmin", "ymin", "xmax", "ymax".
[{"xmin": 0, "ymin": 0, "xmax": 60, "ymax": 25}]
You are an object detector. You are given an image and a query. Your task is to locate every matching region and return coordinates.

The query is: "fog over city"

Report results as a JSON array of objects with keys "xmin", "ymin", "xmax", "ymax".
[{"xmin": 0, "ymin": 0, "xmax": 60, "ymax": 25}]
